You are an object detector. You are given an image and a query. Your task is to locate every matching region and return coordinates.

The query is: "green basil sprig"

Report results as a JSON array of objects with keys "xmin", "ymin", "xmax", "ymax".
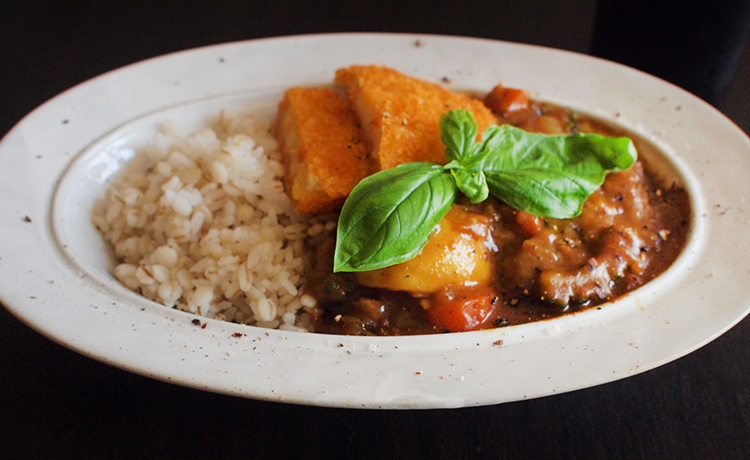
[{"xmin": 333, "ymin": 110, "xmax": 637, "ymax": 273}]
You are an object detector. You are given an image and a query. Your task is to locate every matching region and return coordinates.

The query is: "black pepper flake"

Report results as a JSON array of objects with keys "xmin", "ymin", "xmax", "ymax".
[
  {"xmin": 61, "ymin": 119, "xmax": 69, "ymax": 124},
  {"xmin": 441, "ymin": 76, "xmax": 451, "ymax": 84},
  {"xmin": 192, "ymin": 318, "xmax": 201, "ymax": 326},
  {"xmin": 22, "ymin": 216, "xmax": 32, "ymax": 223},
  {"xmin": 219, "ymin": 57, "xmax": 226, "ymax": 62},
  {"xmin": 232, "ymin": 332, "xmax": 245, "ymax": 338},
  {"xmin": 493, "ymin": 317, "xmax": 509, "ymax": 326}
]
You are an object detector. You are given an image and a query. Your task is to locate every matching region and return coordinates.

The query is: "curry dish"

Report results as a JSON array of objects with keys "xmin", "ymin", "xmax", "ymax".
[{"xmin": 275, "ymin": 65, "xmax": 691, "ymax": 335}]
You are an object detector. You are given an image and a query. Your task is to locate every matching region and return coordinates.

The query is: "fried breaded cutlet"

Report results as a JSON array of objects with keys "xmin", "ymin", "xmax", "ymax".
[
  {"xmin": 275, "ymin": 86, "xmax": 375, "ymax": 214},
  {"xmin": 334, "ymin": 65, "xmax": 497, "ymax": 170}
]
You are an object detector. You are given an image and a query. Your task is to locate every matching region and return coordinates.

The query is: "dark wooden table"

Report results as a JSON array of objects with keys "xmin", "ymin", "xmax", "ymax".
[{"xmin": 3, "ymin": 1, "xmax": 750, "ymax": 458}]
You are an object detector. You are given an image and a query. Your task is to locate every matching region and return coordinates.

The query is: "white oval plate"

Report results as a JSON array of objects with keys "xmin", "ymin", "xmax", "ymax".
[{"xmin": 1, "ymin": 33, "xmax": 749, "ymax": 409}]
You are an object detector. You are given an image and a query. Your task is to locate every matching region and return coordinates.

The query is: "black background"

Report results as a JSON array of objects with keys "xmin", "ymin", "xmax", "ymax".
[{"xmin": 2, "ymin": 1, "xmax": 750, "ymax": 458}]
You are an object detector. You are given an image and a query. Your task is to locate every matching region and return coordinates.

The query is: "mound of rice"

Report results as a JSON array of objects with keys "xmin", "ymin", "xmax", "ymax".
[{"xmin": 92, "ymin": 109, "xmax": 334, "ymax": 331}]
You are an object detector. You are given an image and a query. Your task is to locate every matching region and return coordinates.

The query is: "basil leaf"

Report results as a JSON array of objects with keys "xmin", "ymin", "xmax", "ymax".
[
  {"xmin": 448, "ymin": 168, "xmax": 488, "ymax": 203},
  {"xmin": 477, "ymin": 124, "xmax": 637, "ymax": 218},
  {"xmin": 333, "ymin": 162, "xmax": 457, "ymax": 272},
  {"xmin": 440, "ymin": 110, "xmax": 480, "ymax": 164}
]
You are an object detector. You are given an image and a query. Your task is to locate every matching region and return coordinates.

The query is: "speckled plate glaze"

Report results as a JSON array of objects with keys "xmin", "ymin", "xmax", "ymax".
[{"xmin": 1, "ymin": 33, "xmax": 748, "ymax": 409}]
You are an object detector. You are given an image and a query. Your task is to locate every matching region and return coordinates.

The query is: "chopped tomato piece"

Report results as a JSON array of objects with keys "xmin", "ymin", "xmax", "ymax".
[
  {"xmin": 425, "ymin": 286, "xmax": 498, "ymax": 332},
  {"xmin": 484, "ymin": 85, "xmax": 530, "ymax": 114},
  {"xmin": 515, "ymin": 210, "xmax": 544, "ymax": 237}
]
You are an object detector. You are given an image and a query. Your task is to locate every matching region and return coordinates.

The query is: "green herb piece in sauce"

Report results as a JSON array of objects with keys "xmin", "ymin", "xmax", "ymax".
[{"xmin": 333, "ymin": 110, "xmax": 637, "ymax": 273}]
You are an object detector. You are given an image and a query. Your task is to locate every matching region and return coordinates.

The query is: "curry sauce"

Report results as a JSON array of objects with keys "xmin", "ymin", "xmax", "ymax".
[{"xmin": 302, "ymin": 100, "xmax": 691, "ymax": 335}]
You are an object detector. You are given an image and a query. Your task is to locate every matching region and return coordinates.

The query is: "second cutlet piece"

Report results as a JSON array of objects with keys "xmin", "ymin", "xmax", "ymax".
[{"xmin": 334, "ymin": 65, "xmax": 497, "ymax": 170}]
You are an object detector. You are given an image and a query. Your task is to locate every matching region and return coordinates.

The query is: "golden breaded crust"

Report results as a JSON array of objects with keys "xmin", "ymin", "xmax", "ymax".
[
  {"xmin": 275, "ymin": 86, "xmax": 375, "ymax": 214},
  {"xmin": 335, "ymin": 65, "xmax": 497, "ymax": 170}
]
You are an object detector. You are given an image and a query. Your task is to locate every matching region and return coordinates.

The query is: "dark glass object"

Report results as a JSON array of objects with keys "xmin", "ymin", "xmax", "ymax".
[{"xmin": 590, "ymin": 0, "xmax": 750, "ymax": 105}]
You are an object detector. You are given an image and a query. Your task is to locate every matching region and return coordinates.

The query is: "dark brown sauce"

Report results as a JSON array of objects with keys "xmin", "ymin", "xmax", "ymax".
[{"xmin": 303, "ymin": 102, "xmax": 692, "ymax": 336}]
